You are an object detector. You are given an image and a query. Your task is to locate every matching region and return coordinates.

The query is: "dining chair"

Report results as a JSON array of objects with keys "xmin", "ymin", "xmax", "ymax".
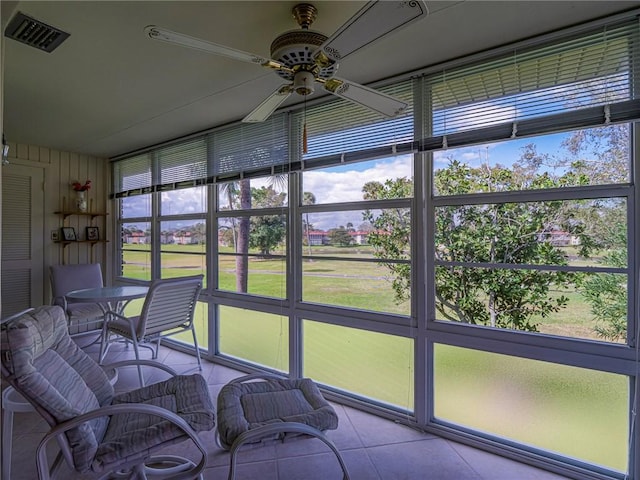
[
  {"xmin": 99, "ymin": 275, "xmax": 204, "ymax": 378},
  {"xmin": 49, "ymin": 263, "xmax": 106, "ymax": 335},
  {"xmin": 1, "ymin": 305, "xmax": 215, "ymax": 480}
]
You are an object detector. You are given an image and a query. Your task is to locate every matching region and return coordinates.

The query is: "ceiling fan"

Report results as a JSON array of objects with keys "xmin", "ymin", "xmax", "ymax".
[{"xmin": 145, "ymin": 1, "xmax": 428, "ymax": 123}]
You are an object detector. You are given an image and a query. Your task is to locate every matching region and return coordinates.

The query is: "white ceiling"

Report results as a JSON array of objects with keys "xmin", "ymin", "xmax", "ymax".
[{"xmin": 2, "ymin": 1, "xmax": 638, "ymax": 159}]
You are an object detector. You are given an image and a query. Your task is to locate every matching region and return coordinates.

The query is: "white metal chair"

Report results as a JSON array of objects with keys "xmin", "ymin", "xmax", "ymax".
[
  {"xmin": 99, "ymin": 275, "xmax": 204, "ymax": 383},
  {"xmin": 49, "ymin": 263, "xmax": 106, "ymax": 335}
]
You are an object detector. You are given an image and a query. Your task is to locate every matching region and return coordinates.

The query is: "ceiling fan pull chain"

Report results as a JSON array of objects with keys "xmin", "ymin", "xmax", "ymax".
[{"xmin": 303, "ymin": 89, "xmax": 308, "ymax": 154}]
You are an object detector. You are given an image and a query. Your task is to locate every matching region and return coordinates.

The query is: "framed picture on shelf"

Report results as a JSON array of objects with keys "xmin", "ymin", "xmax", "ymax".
[
  {"xmin": 86, "ymin": 226, "xmax": 99, "ymax": 241},
  {"xmin": 61, "ymin": 227, "xmax": 77, "ymax": 241}
]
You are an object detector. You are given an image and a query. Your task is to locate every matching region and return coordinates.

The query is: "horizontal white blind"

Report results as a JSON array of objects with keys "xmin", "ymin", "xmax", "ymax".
[
  {"xmin": 113, "ymin": 153, "xmax": 152, "ymax": 194},
  {"xmin": 211, "ymin": 113, "xmax": 289, "ymax": 178},
  {"xmin": 429, "ymin": 22, "xmax": 638, "ymax": 136},
  {"xmin": 296, "ymin": 80, "xmax": 414, "ymax": 162},
  {"xmin": 158, "ymin": 137, "xmax": 207, "ymax": 186}
]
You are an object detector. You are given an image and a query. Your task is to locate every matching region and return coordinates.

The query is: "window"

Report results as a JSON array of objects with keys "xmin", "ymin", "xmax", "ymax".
[
  {"xmin": 434, "ymin": 344, "xmax": 629, "ymax": 472},
  {"xmin": 111, "ymin": 15, "xmax": 639, "ymax": 480},
  {"xmin": 219, "ymin": 306, "xmax": 288, "ymax": 372},
  {"xmin": 216, "ymin": 176, "xmax": 288, "ymax": 297},
  {"xmin": 304, "ymin": 320, "xmax": 414, "ymax": 409}
]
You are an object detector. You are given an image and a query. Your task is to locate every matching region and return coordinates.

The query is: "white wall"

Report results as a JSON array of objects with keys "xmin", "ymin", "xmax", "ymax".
[{"xmin": 4, "ymin": 142, "xmax": 110, "ymax": 305}]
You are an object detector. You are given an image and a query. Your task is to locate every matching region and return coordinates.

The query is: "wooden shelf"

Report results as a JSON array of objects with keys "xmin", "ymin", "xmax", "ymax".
[
  {"xmin": 54, "ymin": 211, "xmax": 108, "ymax": 221},
  {"xmin": 56, "ymin": 240, "xmax": 109, "ymax": 249}
]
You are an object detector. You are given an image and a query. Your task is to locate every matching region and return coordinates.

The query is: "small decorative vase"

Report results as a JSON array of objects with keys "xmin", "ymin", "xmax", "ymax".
[{"xmin": 75, "ymin": 191, "xmax": 87, "ymax": 212}]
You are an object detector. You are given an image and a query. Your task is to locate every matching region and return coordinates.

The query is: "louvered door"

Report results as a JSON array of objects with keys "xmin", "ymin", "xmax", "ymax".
[{"xmin": 1, "ymin": 164, "xmax": 44, "ymax": 317}]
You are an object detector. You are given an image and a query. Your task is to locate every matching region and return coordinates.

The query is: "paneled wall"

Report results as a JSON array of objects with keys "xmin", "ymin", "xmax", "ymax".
[{"xmin": 3, "ymin": 141, "xmax": 110, "ymax": 306}]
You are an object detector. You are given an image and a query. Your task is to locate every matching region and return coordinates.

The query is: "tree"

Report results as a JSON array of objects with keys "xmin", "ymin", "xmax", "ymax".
[
  {"xmin": 221, "ymin": 177, "xmax": 286, "ymax": 292},
  {"xmin": 579, "ymin": 223, "xmax": 627, "ymax": 341},
  {"xmin": 363, "ymin": 178, "xmax": 412, "ymax": 304},
  {"xmin": 303, "ymin": 191, "xmax": 316, "ymax": 255},
  {"xmin": 566, "ymin": 124, "xmax": 629, "ymax": 340},
  {"xmin": 328, "ymin": 226, "xmax": 353, "ymax": 246},
  {"xmin": 236, "ymin": 180, "xmax": 251, "ymax": 292},
  {"xmin": 364, "ymin": 161, "xmax": 592, "ymax": 332},
  {"xmin": 249, "ymin": 185, "xmax": 286, "ymax": 255}
]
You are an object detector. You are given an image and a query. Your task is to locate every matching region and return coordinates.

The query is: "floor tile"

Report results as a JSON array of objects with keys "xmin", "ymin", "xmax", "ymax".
[
  {"xmin": 2, "ymin": 342, "xmax": 574, "ymax": 480},
  {"xmin": 450, "ymin": 442, "xmax": 572, "ymax": 480},
  {"xmin": 367, "ymin": 438, "xmax": 482, "ymax": 480},
  {"xmin": 343, "ymin": 405, "xmax": 434, "ymax": 447}
]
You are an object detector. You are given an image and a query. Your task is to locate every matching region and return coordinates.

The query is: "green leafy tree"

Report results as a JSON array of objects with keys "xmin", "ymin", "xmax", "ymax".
[
  {"xmin": 364, "ymin": 161, "xmax": 593, "ymax": 332},
  {"xmin": 579, "ymin": 223, "xmax": 627, "ymax": 341},
  {"xmin": 249, "ymin": 186, "xmax": 286, "ymax": 256},
  {"xmin": 565, "ymin": 124, "xmax": 629, "ymax": 340},
  {"xmin": 328, "ymin": 226, "xmax": 353, "ymax": 246},
  {"xmin": 363, "ymin": 178, "xmax": 412, "ymax": 304},
  {"xmin": 302, "ymin": 191, "xmax": 316, "ymax": 255}
]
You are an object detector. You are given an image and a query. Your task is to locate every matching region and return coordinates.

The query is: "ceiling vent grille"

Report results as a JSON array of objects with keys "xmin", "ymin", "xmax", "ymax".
[{"xmin": 4, "ymin": 12, "xmax": 70, "ymax": 53}]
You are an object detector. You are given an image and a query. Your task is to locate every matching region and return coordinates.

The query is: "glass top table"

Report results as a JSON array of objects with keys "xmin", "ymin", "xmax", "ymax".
[
  {"xmin": 66, "ymin": 286, "xmax": 149, "ymax": 319},
  {"xmin": 66, "ymin": 286, "xmax": 149, "ymax": 305}
]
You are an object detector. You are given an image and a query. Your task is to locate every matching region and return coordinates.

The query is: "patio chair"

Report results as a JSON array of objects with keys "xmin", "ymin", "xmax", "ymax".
[
  {"xmin": 0, "ymin": 305, "xmax": 215, "ymax": 480},
  {"xmin": 50, "ymin": 263, "xmax": 106, "ymax": 336},
  {"xmin": 216, "ymin": 373, "xmax": 350, "ymax": 480},
  {"xmin": 99, "ymin": 275, "xmax": 204, "ymax": 383}
]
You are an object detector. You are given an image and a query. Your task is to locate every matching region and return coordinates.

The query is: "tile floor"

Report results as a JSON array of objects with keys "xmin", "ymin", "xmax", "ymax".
[{"xmin": 2, "ymin": 336, "xmax": 572, "ymax": 480}]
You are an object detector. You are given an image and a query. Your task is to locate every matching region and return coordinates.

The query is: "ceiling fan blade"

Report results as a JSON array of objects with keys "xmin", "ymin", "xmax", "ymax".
[
  {"xmin": 145, "ymin": 26, "xmax": 291, "ymax": 73},
  {"xmin": 243, "ymin": 85, "xmax": 294, "ymax": 123},
  {"xmin": 321, "ymin": 77, "xmax": 407, "ymax": 118},
  {"xmin": 314, "ymin": 1, "xmax": 428, "ymax": 65}
]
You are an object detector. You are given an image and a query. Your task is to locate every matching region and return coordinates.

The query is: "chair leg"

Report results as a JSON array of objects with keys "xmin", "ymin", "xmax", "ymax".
[
  {"xmin": 130, "ymin": 336, "xmax": 145, "ymax": 387},
  {"xmin": 154, "ymin": 336, "xmax": 161, "ymax": 359},
  {"xmin": 227, "ymin": 422, "xmax": 350, "ymax": 480},
  {"xmin": 98, "ymin": 318, "xmax": 111, "ymax": 365},
  {"xmin": 191, "ymin": 325, "xmax": 202, "ymax": 370}
]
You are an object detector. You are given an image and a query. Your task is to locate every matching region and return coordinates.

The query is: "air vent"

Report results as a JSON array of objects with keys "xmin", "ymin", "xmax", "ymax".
[{"xmin": 4, "ymin": 12, "xmax": 69, "ymax": 53}]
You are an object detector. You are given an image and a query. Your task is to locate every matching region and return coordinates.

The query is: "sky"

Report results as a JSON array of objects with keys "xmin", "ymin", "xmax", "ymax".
[{"xmin": 120, "ymin": 130, "xmax": 585, "ymax": 232}]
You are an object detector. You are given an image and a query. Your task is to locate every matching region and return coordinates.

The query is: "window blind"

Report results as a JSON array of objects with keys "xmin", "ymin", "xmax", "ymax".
[
  {"xmin": 113, "ymin": 153, "xmax": 152, "ymax": 195},
  {"xmin": 295, "ymin": 79, "xmax": 414, "ymax": 164},
  {"xmin": 427, "ymin": 21, "xmax": 638, "ymax": 136},
  {"xmin": 211, "ymin": 113, "xmax": 289, "ymax": 179},
  {"xmin": 158, "ymin": 137, "xmax": 207, "ymax": 187}
]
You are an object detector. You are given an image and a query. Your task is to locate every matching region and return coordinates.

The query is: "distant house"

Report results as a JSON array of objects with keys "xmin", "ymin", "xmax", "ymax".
[
  {"xmin": 349, "ymin": 231, "xmax": 370, "ymax": 245},
  {"xmin": 174, "ymin": 231, "xmax": 201, "ymax": 245},
  {"xmin": 306, "ymin": 230, "xmax": 329, "ymax": 246},
  {"xmin": 540, "ymin": 230, "xmax": 581, "ymax": 247},
  {"xmin": 123, "ymin": 231, "xmax": 146, "ymax": 244}
]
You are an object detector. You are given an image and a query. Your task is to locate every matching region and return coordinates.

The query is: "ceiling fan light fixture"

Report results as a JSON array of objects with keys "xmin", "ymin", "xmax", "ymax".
[{"xmin": 293, "ymin": 71, "xmax": 315, "ymax": 96}]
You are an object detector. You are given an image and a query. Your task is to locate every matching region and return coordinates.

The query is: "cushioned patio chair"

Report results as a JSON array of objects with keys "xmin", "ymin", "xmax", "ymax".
[
  {"xmin": 99, "ymin": 275, "xmax": 203, "ymax": 383},
  {"xmin": 1, "ymin": 305, "xmax": 215, "ymax": 480},
  {"xmin": 217, "ymin": 373, "xmax": 350, "ymax": 480},
  {"xmin": 50, "ymin": 263, "xmax": 106, "ymax": 336}
]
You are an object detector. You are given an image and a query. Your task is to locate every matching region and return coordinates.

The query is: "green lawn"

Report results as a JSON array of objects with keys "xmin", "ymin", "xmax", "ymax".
[{"xmin": 119, "ymin": 243, "xmax": 628, "ymax": 473}]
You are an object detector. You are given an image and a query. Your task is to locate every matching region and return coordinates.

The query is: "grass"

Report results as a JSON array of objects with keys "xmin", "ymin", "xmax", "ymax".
[{"xmin": 118, "ymin": 243, "xmax": 629, "ymax": 473}]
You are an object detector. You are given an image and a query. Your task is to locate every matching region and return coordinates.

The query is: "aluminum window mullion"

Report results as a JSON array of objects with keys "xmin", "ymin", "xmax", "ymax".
[
  {"xmin": 300, "ymin": 198, "xmax": 411, "ymax": 213},
  {"xmin": 433, "ymin": 183, "xmax": 633, "ymax": 206},
  {"xmin": 216, "ymin": 206, "xmax": 290, "ymax": 217},
  {"xmin": 434, "ymin": 260, "xmax": 628, "ymax": 275}
]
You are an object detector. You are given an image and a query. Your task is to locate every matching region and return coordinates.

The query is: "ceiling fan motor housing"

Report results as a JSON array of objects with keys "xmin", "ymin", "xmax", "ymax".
[{"xmin": 270, "ymin": 29, "xmax": 337, "ymax": 81}]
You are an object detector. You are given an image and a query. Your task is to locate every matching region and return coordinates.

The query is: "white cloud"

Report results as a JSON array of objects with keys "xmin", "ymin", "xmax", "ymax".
[{"xmin": 303, "ymin": 156, "xmax": 412, "ymax": 204}]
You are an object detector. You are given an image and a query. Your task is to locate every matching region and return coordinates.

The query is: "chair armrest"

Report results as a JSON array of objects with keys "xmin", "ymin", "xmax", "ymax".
[
  {"xmin": 228, "ymin": 372, "xmax": 289, "ymax": 385},
  {"xmin": 103, "ymin": 359, "xmax": 179, "ymax": 378},
  {"xmin": 36, "ymin": 403, "xmax": 208, "ymax": 480},
  {"xmin": 1, "ymin": 308, "xmax": 35, "ymax": 324}
]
